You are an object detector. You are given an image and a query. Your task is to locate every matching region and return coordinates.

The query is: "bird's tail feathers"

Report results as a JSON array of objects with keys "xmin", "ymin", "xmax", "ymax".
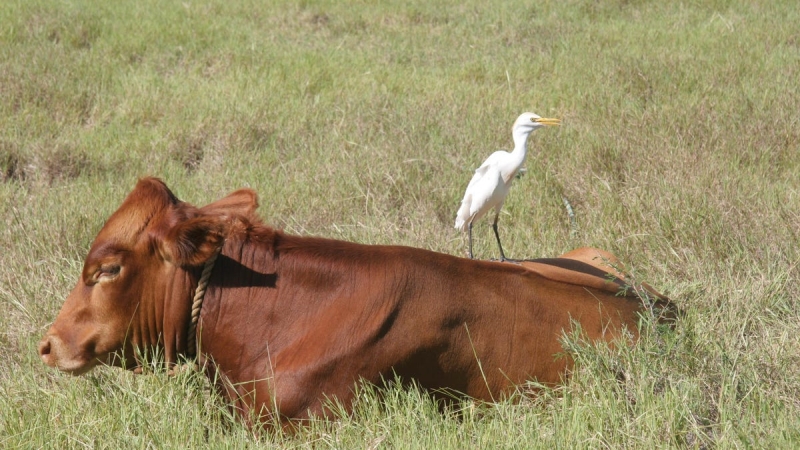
[{"xmin": 454, "ymin": 203, "xmax": 471, "ymax": 231}]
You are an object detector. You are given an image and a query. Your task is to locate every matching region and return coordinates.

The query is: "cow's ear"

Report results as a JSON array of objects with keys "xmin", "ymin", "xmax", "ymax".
[
  {"xmin": 161, "ymin": 216, "xmax": 225, "ymax": 267},
  {"xmin": 199, "ymin": 188, "xmax": 259, "ymax": 219}
]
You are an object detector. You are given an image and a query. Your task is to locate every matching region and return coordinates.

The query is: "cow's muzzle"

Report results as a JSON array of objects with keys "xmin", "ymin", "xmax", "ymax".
[{"xmin": 37, "ymin": 334, "xmax": 100, "ymax": 376}]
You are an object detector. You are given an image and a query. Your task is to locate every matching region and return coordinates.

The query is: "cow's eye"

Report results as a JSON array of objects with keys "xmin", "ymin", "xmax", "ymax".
[{"xmin": 95, "ymin": 264, "xmax": 121, "ymax": 283}]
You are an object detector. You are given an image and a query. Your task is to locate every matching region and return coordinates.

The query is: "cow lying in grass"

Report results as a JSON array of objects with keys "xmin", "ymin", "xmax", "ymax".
[{"xmin": 39, "ymin": 177, "xmax": 674, "ymax": 429}]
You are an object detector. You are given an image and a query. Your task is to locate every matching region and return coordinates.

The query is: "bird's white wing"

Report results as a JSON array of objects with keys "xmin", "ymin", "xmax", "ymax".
[
  {"xmin": 466, "ymin": 166, "xmax": 505, "ymax": 219},
  {"xmin": 465, "ymin": 150, "xmax": 507, "ymax": 191},
  {"xmin": 455, "ymin": 150, "xmax": 510, "ymax": 231}
]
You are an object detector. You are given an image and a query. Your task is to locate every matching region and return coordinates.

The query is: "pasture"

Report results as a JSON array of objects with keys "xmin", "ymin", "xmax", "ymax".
[{"xmin": 1, "ymin": 0, "xmax": 798, "ymax": 447}]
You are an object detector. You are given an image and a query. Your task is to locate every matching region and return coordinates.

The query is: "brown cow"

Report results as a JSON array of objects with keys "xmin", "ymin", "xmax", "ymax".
[{"xmin": 39, "ymin": 177, "xmax": 673, "ymax": 429}]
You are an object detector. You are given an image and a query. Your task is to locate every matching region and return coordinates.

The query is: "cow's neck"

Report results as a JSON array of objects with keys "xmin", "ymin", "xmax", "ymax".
[
  {"xmin": 186, "ymin": 247, "xmax": 222, "ymax": 357},
  {"xmin": 193, "ymin": 234, "xmax": 282, "ymax": 407},
  {"xmin": 131, "ymin": 263, "xmax": 197, "ymax": 369}
]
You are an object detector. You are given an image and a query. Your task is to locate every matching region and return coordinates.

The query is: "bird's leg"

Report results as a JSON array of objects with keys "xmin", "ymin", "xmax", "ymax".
[
  {"xmin": 468, "ymin": 222, "xmax": 474, "ymax": 259},
  {"xmin": 492, "ymin": 214, "xmax": 507, "ymax": 262}
]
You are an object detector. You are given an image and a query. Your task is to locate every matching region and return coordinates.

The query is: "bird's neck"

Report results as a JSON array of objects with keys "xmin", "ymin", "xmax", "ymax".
[
  {"xmin": 508, "ymin": 130, "xmax": 531, "ymax": 164},
  {"xmin": 497, "ymin": 131, "xmax": 531, "ymax": 182},
  {"xmin": 512, "ymin": 128, "xmax": 532, "ymax": 154}
]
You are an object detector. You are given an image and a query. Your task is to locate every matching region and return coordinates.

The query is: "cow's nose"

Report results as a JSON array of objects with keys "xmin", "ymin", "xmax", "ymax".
[{"xmin": 38, "ymin": 338, "xmax": 53, "ymax": 364}]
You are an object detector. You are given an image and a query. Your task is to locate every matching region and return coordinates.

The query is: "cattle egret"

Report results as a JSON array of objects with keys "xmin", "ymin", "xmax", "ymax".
[{"xmin": 454, "ymin": 112, "xmax": 560, "ymax": 260}]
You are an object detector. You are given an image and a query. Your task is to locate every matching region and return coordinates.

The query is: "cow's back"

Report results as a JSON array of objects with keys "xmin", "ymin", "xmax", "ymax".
[{"xmin": 381, "ymin": 255, "xmax": 648, "ymax": 401}]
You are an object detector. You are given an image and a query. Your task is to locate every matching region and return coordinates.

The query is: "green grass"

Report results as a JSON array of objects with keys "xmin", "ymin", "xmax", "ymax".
[{"xmin": 2, "ymin": 0, "xmax": 799, "ymax": 447}]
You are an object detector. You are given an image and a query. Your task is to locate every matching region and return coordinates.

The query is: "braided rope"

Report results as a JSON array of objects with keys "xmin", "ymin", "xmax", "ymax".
[{"xmin": 186, "ymin": 247, "xmax": 221, "ymax": 357}]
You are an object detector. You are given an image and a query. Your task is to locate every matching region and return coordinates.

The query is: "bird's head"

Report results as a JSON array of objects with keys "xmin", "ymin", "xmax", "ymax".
[
  {"xmin": 514, "ymin": 112, "xmax": 561, "ymax": 134},
  {"xmin": 511, "ymin": 112, "xmax": 560, "ymax": 148}
]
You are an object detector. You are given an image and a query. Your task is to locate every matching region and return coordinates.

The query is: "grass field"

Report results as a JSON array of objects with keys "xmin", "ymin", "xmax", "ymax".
[{"xmin": 2, "ymin": 0, "xmax": 799, "ymax": 447}]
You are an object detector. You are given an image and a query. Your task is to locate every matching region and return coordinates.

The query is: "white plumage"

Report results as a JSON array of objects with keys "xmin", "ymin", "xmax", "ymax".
[{"xmin": 455, "ymin": 112, "xmax": 560, "ymax": 260}]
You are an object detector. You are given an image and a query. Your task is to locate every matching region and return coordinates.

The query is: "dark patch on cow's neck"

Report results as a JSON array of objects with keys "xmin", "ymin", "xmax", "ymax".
[{"xmin": 212, "ymin": 254, "xmax": 278, "ymax": 289}]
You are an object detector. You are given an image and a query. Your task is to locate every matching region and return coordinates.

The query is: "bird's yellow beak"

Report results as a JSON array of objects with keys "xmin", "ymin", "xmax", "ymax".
[{"xmin": 532, "ymin": 117, "xmax": 561, "ymax": 126}]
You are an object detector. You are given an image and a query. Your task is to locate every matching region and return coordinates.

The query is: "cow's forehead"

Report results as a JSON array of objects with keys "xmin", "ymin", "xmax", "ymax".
[
  {"xmin": 91, "ymin": 179, "xmax": 179, "ymax": 252},
  {"xmin": 92, "ymin": 206, "xmax": 154, "ymax": 250}
]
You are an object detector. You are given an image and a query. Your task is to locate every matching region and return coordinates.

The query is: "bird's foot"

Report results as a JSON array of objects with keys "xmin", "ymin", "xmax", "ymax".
[
  {"xmin": 500, "ymin": 257, "xmax": 523, "ymax": 264},
  {"xmin": 488, "ymin": 257, "xmax": 522, "ymax": 264}
]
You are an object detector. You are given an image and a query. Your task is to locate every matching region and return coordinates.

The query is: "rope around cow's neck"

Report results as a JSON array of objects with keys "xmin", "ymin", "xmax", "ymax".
[{"xmin": 186, "ymin": 246, "xmax": 221, "ymax": 358}]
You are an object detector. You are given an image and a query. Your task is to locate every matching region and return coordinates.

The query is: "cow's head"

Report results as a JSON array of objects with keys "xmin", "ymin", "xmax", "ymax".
[{"xmin": 38, "ymin": 177, "xmax": 258, "ymax": 375}]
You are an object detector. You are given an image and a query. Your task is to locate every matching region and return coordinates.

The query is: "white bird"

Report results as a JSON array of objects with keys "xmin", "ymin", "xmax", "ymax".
[{"xmin": 454, "ymin": 112, "xmax": 560, "ymax": 260}]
